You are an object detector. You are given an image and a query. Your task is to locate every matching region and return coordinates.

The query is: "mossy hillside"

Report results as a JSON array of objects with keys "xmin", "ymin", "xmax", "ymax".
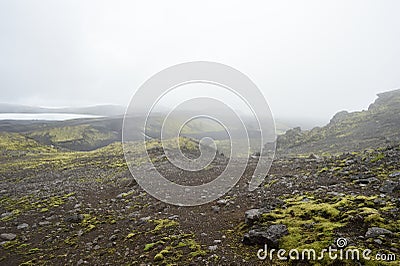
[
  {"xmin": 0, "ymin": 192, "xmax": 75, "ymax": 222},
  {"xmin": 277, "ymin": 89, "xmax": 400, "ymax": 156},
  {"xmin": 0, "ymin": 141, "xmax": 128, "ymax": 175},
  {"xmin": 310, "ymin": 147, "xmax": 400, "ymax": 185},
  {"xmin": 0, "ymin": 132, "xmax": 56, "ymax": 154},
  {"xmin": 27, "ymin": 124, "xmax": 119, "ymax": 151}
]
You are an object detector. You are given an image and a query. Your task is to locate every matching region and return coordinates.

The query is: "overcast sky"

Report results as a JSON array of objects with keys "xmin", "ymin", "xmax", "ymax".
[{"xmin": 1, "ymin": 0, "xmax": 399, "ymax": 124}]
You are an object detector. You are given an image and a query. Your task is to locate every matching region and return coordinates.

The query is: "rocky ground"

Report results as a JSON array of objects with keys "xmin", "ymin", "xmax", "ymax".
[{"xmin": 0, "ymin": 134, "xmax": 399, "ymax": 265}]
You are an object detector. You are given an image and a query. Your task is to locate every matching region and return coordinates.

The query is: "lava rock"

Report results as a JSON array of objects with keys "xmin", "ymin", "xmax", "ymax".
[
  {"xmin": 389, "ymin": 172, "xmax": 400, "ymax": 178},
  {"xmin": 64, "ymin": 214, "xmax": 84, "ymax": 223},
  {"xmin": 208, "ymin": 245, "xmax": 218, "ymax": 251},
  {"xmin": 379, "ymin": 180, "xmax": 399, "ymax": 193},
  {"xmin": 308, "ymin": 154, "xmax": 320, "ymax": 160},
  {"xmin": 243, "ymin": 224, "xmax": 288, "ymax": 248},
  {"xmin": 0, "ymin": 233, "xmax": 16, "ymax": 241},
  {"xmin": 355, "ymin": 177, "xmax": 379, "ymax": 185},
  {"xmin": 261, "ymin": 198, "xmax": 285, "ymax": 210},
  {"xmin": 17, "ymin": 223, "xmax": 29, "ymax": 230},
  {"xmin": 217, "ymin": 199, "xmax": 228, "ymax": 206},
  {"xmin": 1, "ymin": 212, "xmax": 12, "ymax": 218},
  {"xmin": 365, "ymin": 227, "xmax": 393, "ymax": 238},
  {"xmin": 211, "ymin": 206, "xmax": 220, "ymax": 213},
  {"xmin": 109, "ymin": 235, "xmax": 118, "ymax": 241},
  {"xmin": 245, "ymin": 209, "xmax": 261, "ymax": 225}
]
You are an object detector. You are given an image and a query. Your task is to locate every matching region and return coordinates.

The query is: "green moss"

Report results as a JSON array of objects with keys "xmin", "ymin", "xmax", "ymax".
[
  {"xmin": 64, "ymin": 237, "xmax": 78, "ymax": 247},
  {"xmin": 318, "ymin": 167, "xmax": 329, "ymax": 174},
  {"xmin": 189, "ymin": 249, "xmax": 207, "ymax": 258},
  {"xmin": 1, "ymin": 240, "xmax": 19, "ymax": 250},
  {"xmin": 126, "ymin": 232, "xmax": 137, "ymax": 239},
  {"xmin": 154, "ymin": 252, "xmax": 164, "ymax": 261},
  {"xmin": 151, "ymin": 219, "xmax": 179, "ymax": 232},
  {"xmin": 19, "ymin": 259, "xmax": 37, "ymax": 266},
  {"xmin": 371, "ymin": 153, "xmax": 385, "ymax": 163},
  {"xmin": 262, "ymin": 196, "xmax": 346, "ymax": 251},
  {"xmin": 80, "ymin": 214, "xmax": 98, "ymax": 233},
  {"xmin": 264, "ymin": 179, "xmax": 278, "ymax": 188},
  {"xmin": 144, "ymin": 242, "xmax": 157, "ymax": 251},
  {"xmin": 27, "ymin": 248, "xmax": 41, "ymax": 254}
]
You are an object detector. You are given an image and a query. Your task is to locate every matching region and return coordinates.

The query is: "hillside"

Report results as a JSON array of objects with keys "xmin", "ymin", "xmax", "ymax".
[
  {"xmin": 0, "ymin": 131, "xmax": 399, "ymax": 265},
  {"xmin": 277, "ymin": 89, "xmax": 400, "ymax": 156}
]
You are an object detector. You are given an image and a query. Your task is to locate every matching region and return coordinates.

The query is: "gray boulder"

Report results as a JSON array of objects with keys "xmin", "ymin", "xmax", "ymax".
[
  {"xmin": 243, "ymin": 224, "xmax": 288, "ymax": 248},
  {"xmin": 365, "ymin": 227, "xmax": 393, "ymax": 238},
  {"xmin": 380, "ymin": 180, "xmax": 399, "ymax": 193}
]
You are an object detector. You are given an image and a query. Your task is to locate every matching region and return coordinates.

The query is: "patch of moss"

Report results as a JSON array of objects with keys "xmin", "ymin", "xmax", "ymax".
[
  {"xmin": 371, "ymin": 153, "xmax": 385, "ymax": 163},
  {"xmin": 144, "ymin": 242, "xmax": 157, "ymax": 251},
  {"xmin": 151, "ymin": 219, "xmax": 179, "ymax": 232},
  {"xmin": 262, "ymin": 196, "xmax": 346, "ymax": 251},
  {"xmin": 80, "ymin": 214, "xmax": 98, "ymax": 233}
]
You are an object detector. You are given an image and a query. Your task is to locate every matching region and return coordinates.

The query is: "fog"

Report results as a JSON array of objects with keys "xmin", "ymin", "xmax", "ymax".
[{"xmin": 1, "ymin": 0, "xmax": 400, "ymax": 126}]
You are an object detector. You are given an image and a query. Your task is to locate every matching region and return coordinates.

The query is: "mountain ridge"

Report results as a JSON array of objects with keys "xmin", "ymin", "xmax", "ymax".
[{"xmin": 276, "ymin": 88, "xmax": 400, "ymax": 156}]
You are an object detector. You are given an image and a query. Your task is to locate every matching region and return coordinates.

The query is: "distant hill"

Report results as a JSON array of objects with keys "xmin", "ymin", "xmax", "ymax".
[
  {"xmin": 277, "ymin": 88, "xmax": 400, "ymax": 156},
  {"xmin": 0, "ymin": 103, "xmax": 125, "ymax": 116}
]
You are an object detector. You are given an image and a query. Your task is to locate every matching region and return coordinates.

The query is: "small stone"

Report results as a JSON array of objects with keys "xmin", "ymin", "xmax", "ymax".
[
  {"xmin": 373, "ymin": 198, "xmax": 386, "ymax": 206},
  {"xmin": 308, "ymin": 153, "xmax": 320, "ymax": 160},
  {"xmin": 213, "ymin": 239, "xmax": 222, "ymax": 244},
  {"xmin": 17, "ymin": 223, "xmax": 29, "ymax": 230},
  {"xmin": 389, "ymin": 172, "xmax": 400, "ymax": 178},
  {"xmin": 139, "ymin": 216, "xmax": 151, "ymax": 222},
  {"xmin": 211, "ymin": 206, "xmax": 220, "ymax": 213},
  {"xmin": 1, "ymin": 212, "xmax": 12, "ymax": 218},
  {"xmin": 109, "ymin": 235, "xmax": 118, "ymax": 241},
  {"xmin": 355, "ymin": 177, "xmax": 379, "ymax": 185},
  {"xmin": 38, "ymin": 221, "xmax": 51, "ymax": 226},
  {"xmin": 245, "ymin": 208, "xmax": 269, "ymax": 225},
  {"xmin": 64, "ymin": 214, "xmax": 84, "ymax": 223},
  {"xmin": 217, "ymin": 199, "xmax": 228, "ymax": 206},
  {"xmin": 373, "ymin": 239, "xmax": 383, "ymax": 245},
  {"xmin": 208, "ymin": 245, "xmax": 218, "ymax": 251},
  {"xmin": 0, "ymin": 233, "xmax": 16, "ymax": 241}
]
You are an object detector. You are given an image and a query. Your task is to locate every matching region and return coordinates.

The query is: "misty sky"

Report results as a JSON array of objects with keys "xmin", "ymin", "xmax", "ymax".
[{"xmin": 1, "ymin": 0, "xmax": 399, "ymax": 124}]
